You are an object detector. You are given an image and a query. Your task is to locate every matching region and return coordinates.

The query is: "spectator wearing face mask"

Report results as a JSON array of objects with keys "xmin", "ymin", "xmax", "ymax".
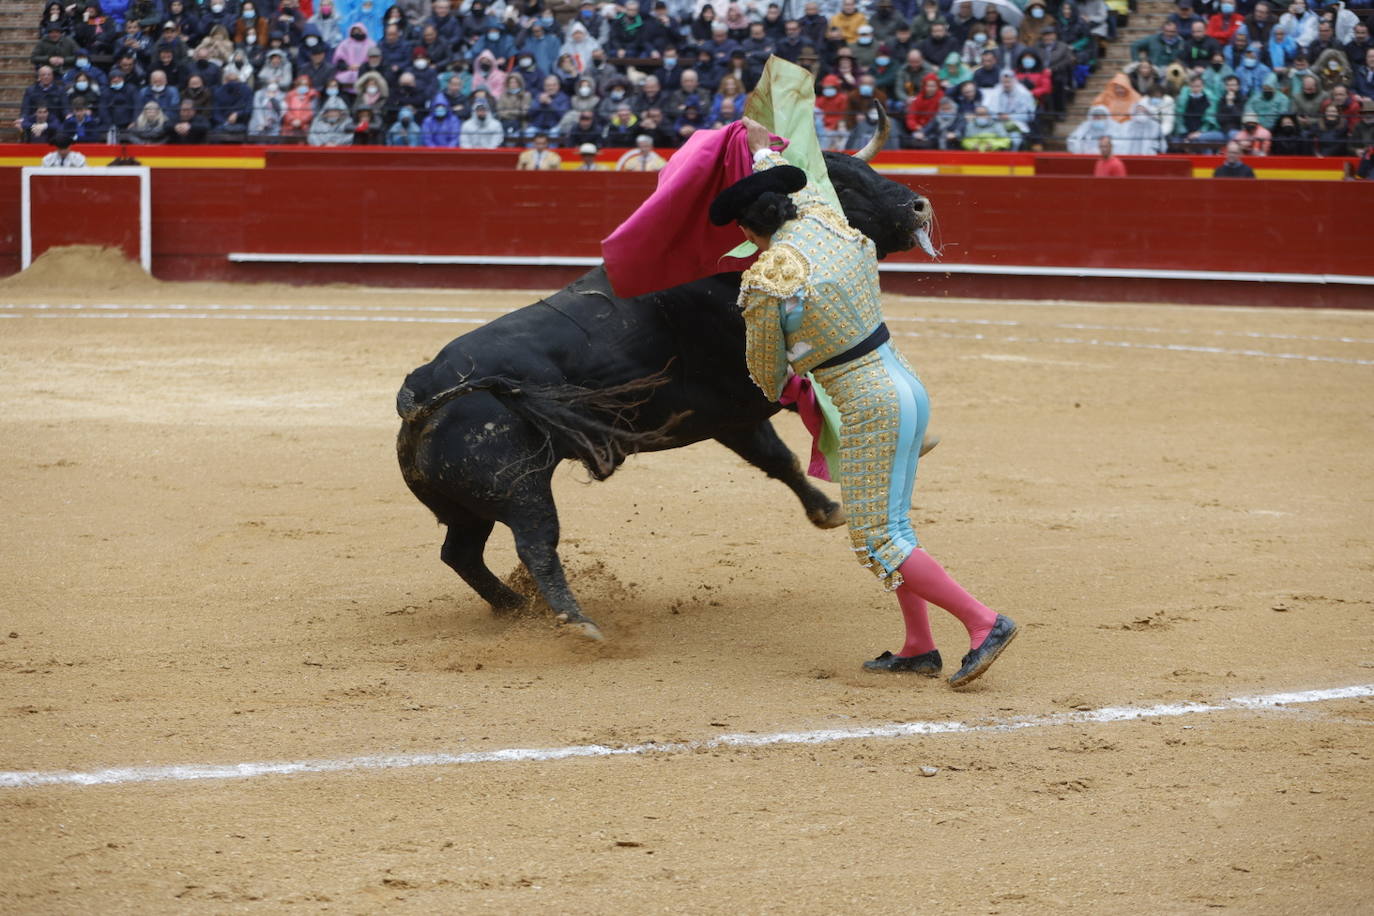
[
  {"xmin": 471, "ymin": 49, "xmax": 508, "ymax": 98},
  {"xmin": 1208, "ymin": 1, "xmax": 1244, "ymax": 45},
  {"xmin": 1114, "ymin": 100, "xmax": 1166, "ymax": 154},
  {"xmin": 258, "ymin": 48, "xmax": 294, "ymax": 91},
  {"xmin": 281, "ymin": 76, "xmax": 318, "ymax": 136},
  {"xmin": 248, "ymin": 81, "xmax": 283, "ymax": 136},
  {"xmin": 1067, "ymin": 103, "xmax": 1113, "ymax": 153},
  {"xmin": 1235, "ymin": 41, "xmax": 1274, "ymax": 96},
  {"xmin": 353, "ymin": 71, "xmax": 389, "ymax": 115},
  {"xmin": 103, "ymin": 71, "xmax": 141, "ymax": 132},
  {"xmin": 498, "ymin": 71, "xmax": 532, "ymax": 136},
  {"xmin": 334, "ymin": 24, "xmax": 376, "ymax": 88},
  {"xmin": 1018, "ymin": 0, "xmax": 1051, "ymax": 49},
  {"xmin": 1013, "ymin": 50, "xmax": 1050, "ymax": 105},
  {"xmin": 1245, "ymin": 73, "xmax": 1290, "ymax": 129},
  {"xmin": 471, "ymin": 24, "xmax": 517, "ymax": 68},
  {"xmin": 1277, "ymin": 0, "xmax": 1318, "ymax": 49},
  {"xmin": 387, "ymin": 104, "xmax": 423, "ymax": 145},
  {"xmin": 589, "ymin": 76, "xmax": 625, "ymax": 118},
  {"xmin": 461, "ymin": 98, "xmax": 506, "ymax": 147},
  {"xmin": 980, "ymin": 70, "xmax": 1036, "ymax": 148},
  {"xmin": 235, "ymin": 1, "xmax": 272, "ymax": 46},
  {"xmin": 462, "ymin": 0, "xmax": 500, "ymax": 38},
  {"xmin": 307, "ymin": 0, "xmax": 344, "ymax": 47},
  {"xmin": 210, "ymin": 66, "xmax": 254, "ymax": 136},
  {"xmin": 815, "ymin": 74, "xmax": 849, "ymax": 151},
  {"xmin": 223, "ymin": 49, "xmax": 254, "ymax": 87},
  {"xmin": 65, "ymin": 66, "xmax": 104, "ymax": 116},
  {"xmin": 300, "ymin": 33, "xmax": 337, "ymax": 90},
  {"xmin": 138, "ymin": 70, "xmax": 181, "ymax": 119},
  {"xmin": 404, "ymin": 48, "xmax": 441, "ymax": 98},
  {"xmin": 520, "ymin": 18, "xmax": 562, "ymax": 75},
  {"xmin": 421, "ymin": 100, "xmax": 462, "ymax": 146},
  {"xmin": 962, "ymin": 104, "xmax": 1011, "ymax": 149},
  {"xmin": 509, "ymin": 50, "xmax": 545, "ymax": 90},
  {"xmin": 1232, "ymin": 113, "xmax": 1272, "ymax": 153}
]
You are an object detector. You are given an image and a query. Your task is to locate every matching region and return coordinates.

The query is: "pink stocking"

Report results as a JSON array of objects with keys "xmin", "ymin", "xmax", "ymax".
[
  {"xmin": 895, "ymin": 590, "xmax": 937, "ymax": 657},
  {"xmin": 896, "ymin": 549, "xmax": 998, "ymax": 650}
]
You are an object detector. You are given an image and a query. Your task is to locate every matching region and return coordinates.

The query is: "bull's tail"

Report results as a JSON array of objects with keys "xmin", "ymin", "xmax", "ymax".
[{"xmin": 396, "ymin": 371, "xmax": 685, "ymax": 481}]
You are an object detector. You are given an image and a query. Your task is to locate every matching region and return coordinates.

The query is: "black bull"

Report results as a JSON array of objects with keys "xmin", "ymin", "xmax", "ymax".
[{"xmin": 397, "ymin": 149, "xmax": 930, "ymax": 640}]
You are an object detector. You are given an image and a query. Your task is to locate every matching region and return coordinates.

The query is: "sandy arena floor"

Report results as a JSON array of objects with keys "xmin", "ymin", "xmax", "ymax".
[{"xmin": 0, "ymin": 248, "xmax": 1371, "ymax": 914}]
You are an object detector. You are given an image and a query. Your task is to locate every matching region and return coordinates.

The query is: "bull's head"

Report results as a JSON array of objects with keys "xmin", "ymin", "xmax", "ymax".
[{"xmin": 823, "ymin": 105, "xmax": 933, "ymax": 260}]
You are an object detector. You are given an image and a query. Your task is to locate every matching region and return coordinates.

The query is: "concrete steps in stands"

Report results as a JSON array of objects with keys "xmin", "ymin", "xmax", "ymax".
[
  {"xmin": 1, "ymin": 2, "xmax": 44, "ymax": 141},
  {"xmin": 1047, "ymin": 0, "xmax": 1177, "ymax": 147}
]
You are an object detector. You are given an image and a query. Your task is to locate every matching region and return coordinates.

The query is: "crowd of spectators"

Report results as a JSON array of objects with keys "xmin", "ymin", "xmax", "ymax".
[
  {"xmin": 13, "ymin": 0, "xmax": 1368, "ymax": 163},
  {"xmin": 14, "ymin": 0, "xmax": 1118, "ymax": 151},
  {"xmin": 1064, "ymin": 0, "xmax": 1374, "ymax": 157}
]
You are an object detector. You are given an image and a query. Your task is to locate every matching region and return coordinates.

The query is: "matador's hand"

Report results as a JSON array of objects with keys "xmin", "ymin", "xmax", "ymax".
[{"xmin": 742, "ymin": 117, "xmax": 771, "ymax": 155}]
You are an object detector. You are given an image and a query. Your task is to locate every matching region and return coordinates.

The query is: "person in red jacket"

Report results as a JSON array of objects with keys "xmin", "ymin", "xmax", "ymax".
[
  {"xmin": 815, "ymin": 73, "xmax": 850, "ymax": 150},
  {"xmin": 904, "ymin": 72, "xmax": 943, "ymax": 134},
  {"xmin": 1207, "ymin": 3, "xmax": 1245, "ymax": 44},
  {"xmin": 1093, "ymin": 134, "xmax": 1127, "ymax": 175},
  {"xmin": 1014, "ymin": 51, "xmax": 1053, "ymax": 106}
]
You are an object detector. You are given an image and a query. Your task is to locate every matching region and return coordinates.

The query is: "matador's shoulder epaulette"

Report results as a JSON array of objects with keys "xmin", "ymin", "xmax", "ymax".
[{"xmin": 740, "ymin": 244, "xmax": 810, "ymax": 300}]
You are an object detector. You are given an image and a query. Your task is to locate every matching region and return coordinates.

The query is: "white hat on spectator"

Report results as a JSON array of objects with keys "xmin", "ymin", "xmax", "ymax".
[{"xmin": 578, "ymin": 142, "xmax": 598, "ymax": 155}]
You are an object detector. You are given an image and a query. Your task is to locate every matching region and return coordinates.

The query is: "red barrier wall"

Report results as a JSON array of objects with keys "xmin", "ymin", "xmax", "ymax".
[{"xmin": 4, "ymin": 165, "xmax": 1370, "ymax": 307}]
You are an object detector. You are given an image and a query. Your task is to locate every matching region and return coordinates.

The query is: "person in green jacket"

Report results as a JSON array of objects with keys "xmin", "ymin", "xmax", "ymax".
[
  {"xmin": 1174, "ymin": 74, "xmax": 1226, "ymax": 150},
  {"xmin": 1131, "ymin": 20, "xmax": 1185, "ymax": 68},
  {"xmin": 30, "ymin": 25, "xmax": 81, "ymax": 69},
  {"xmin": 962, "ymin": 105, "xmax": 1012, "ymax": 149},
  {"xmin": 1244, "ymin": 72, "xmax": 1290, "ymax": 128}
]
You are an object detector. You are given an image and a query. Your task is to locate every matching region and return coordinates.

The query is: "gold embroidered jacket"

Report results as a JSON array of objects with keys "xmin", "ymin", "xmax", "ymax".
[{"xmin": 737, "ymin": 150, "xmax": 886, "ymax": 400}]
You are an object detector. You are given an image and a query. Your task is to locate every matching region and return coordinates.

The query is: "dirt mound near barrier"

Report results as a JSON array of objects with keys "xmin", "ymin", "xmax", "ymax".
[{"xmin": 0, "ymin": 245, "xmax": 158, "ymax": 293}]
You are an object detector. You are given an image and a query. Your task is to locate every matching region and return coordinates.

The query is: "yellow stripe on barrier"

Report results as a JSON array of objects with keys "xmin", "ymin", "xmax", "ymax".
[
  {"xmin": 1, "ymin": 155, "xmax": 266, "ymax": 169},
  {"xmin": 1189, "ymin": 165, "xmax": 1343, "ymax": 180}
]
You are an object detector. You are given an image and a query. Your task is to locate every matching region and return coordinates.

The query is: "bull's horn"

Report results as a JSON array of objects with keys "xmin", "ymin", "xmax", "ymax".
[{"xmin": 853, "ymin": 102, "xmax": 888, "ymax": 162}]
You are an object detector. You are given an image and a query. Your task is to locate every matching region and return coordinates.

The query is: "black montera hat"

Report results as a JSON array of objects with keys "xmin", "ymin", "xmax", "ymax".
[{"xmin": 708, "ymin": 164, "xmax": 807, "ymax": 226}]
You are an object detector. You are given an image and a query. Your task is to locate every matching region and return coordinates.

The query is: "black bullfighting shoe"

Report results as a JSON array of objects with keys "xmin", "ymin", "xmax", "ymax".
[
  {"xmin": 948, "ymin": 615, "xmax": 1019, "ymax": 688},
  {"xmin": 863, "ymin": 649, "xmax": 943, "ymax": 676}
]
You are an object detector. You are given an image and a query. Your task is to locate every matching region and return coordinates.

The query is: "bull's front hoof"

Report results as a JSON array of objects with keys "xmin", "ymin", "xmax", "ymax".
[
  {"xmin": 808, "ymin": 501, "xmax": 846, "ymax": 529},
  {"xmin": 555, "ymin": 614, "xmax": 605, "ymax": 641}
]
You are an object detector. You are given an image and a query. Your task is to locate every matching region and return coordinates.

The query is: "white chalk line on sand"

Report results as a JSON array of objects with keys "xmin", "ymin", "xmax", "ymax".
[
  {"xmin": 1, "ymin": 684, "xmax": 1369, "ymax": 791},
  {"xmin": 3, "ymin": 307, "xmax": 1372, "ymax": 366},
  {"xmin": 6, "ymin": 302, "xmax": 1374, "ymax": 347}
]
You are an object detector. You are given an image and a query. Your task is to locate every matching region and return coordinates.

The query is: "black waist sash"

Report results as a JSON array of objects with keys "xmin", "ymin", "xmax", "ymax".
[{"xmin": 813, "ymin": 323, "xmax": 890, "ymax": 371}]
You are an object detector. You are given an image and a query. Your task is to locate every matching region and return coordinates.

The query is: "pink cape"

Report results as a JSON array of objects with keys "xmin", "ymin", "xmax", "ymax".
[
  {"xmin": 601, "ymin": 122, "xmax": 763, "ymax": 299},
  {"xmin": 779, "ymin": 374, "xmax": 833, "ymax": 482}
]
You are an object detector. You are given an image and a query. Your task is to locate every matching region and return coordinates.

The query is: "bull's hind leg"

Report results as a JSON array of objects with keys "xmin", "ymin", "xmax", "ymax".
[
  {"xmin": 439, "ymin": 512, "xmax": 526, "ymax": 614},
  {"xmin": 715, "ymin": 421, "xmax": 845, "ymax": 529},
  {"xmin": 506, "ymin": 488, "xmax": 604, "ymax": 641}
]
